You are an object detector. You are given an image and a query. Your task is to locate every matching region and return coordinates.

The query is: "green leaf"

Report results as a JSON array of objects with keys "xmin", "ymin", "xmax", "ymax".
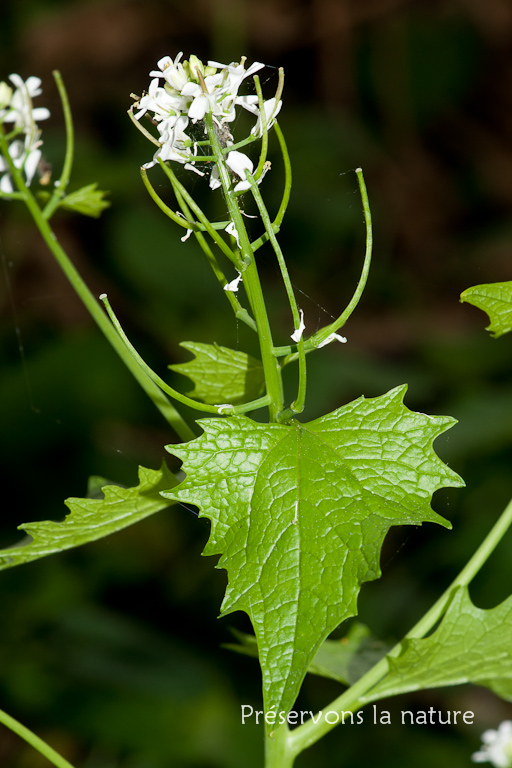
[
  {"xmin": 363, "ymin": 587, "xmax": 512, "ymax": 702},
  {"xmin": 164, "ymin": 385, "xmax": 463, "ymax": 717},
  {"xmin": 225, "ymin": 623, "xmax": 390, "ymax": 686},
  {"xmin": 0, "ymin": 463, "xmax": 177, "ymax": 570},
  {"xmin": 461, "ymin": 282, "xmax": 512, "ymax": 337},
  {"xmin": 168, "ymin": 341, "xmax": 265, "ymax": 405},
  {"xmin": 60, "ymin": 183, "xmax": 110, "ymax": 218}
]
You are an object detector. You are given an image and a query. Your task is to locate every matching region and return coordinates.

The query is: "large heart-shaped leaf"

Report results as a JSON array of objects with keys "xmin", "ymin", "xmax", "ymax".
[{"xmin": 164, "ymin": 385, "xmax": 463, "ymax": 716}]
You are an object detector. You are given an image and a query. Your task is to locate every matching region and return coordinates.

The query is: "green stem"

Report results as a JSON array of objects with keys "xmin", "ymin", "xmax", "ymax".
[
  {"xmin": 141, "ymin": 166, "xmax": 256, "ymax": 331},
  {"xmin": 273, "ymin": 167, "xmax": 372, "ymax": 363},
  {"xmin": 172, "ymin": 180, "xmax": 257, "ymax": 333},
  {"xmin": 289, "ymin": 495, "xmax": 512, "ymax": 757},
  {"xmin": 247, "ymin": 171, "xmax": 306, "ymax": 414},
  {"xmin": 272, "ymin": 121, "xmax": 292, "ymax": 230},
  {"xmin": 252, "ymin": 75, "xmax": 269, "ymax": 181},
  {"xmin": 206, "ymin": 114, "xmax": 284, "ymax": 421},
  {"xmin": 265, "ymin": 724, "xmax": 294, "ymax": 768},
  {"xmin": 101, "ymin": 294, "xmax": 269, "ymax": 416},
  {"xmin": 0, "ymin": 131, "xmax": 195, "ymax": 441},
  {"xmin": 309, "ymin": 167, "xmax": 373, "ymax": 348},
  {"xmin": 0, "ymin": 708, "xmax": 76, "ymax": 768},
  {"xmin": 42, "ymin": 71, "xmax": 74, "ymax": 219},
  {"xmin": 158, "ymin": 159, "xmax": 240, "ymax": 268}
]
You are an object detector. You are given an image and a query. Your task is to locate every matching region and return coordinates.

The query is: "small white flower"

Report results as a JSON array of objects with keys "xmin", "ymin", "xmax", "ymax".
[
  {"xmin": 0, "ymin": 75, "xmax": 49, "ymax": 193},
  {"xmin": 291, "ymin": 309, "xmax": 305, "ymax": 342},
  {"xmin": 133, "ymin": 54, "xmax": 280, "ymax": 180},
  {"xmin": 226, "ymin": 150, "xmax": 253, "ymax": 192},
  {"xmin": 225, "ymin": 220, "xmax": 241, "ymax": 248},
  {"xmin": 472, "ymin": 721, "xmax": 512, "ymax": 767},
  {"xmin": 249, "ymin": 97, "xmax": 283, "ymax": 138},
  {"xmin": 317, "ymin": 332, "xmax": 347, "ymax": 348},
  {"xmin": 224, "ymin": 272, "xmax": 243, "ymax": 292}
]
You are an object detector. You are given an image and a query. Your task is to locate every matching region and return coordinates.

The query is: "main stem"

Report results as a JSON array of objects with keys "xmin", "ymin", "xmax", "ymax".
[
  {"xmin": 265, "ymin": 724, "xmax": 294, "ymax": 768},
  {"xmin": 206, "ymin": 116, "xmax": 284, "ymax": 421}
]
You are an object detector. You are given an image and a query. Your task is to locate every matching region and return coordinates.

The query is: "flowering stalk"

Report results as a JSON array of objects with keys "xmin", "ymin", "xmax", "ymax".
[{"xmin": 203, "ymin": 109, "xmax": 284, "ymax": 420}]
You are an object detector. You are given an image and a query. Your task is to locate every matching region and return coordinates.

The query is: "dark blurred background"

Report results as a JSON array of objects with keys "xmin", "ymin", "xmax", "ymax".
[{"xmin": 1, "ymin": 0, "xmax": 512, "ymax": 765}]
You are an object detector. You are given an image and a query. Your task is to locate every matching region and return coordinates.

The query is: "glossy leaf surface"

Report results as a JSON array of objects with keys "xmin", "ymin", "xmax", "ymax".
[{"xmin": 165, "ymin": 385, "xmax": 463, "ymax": 716}]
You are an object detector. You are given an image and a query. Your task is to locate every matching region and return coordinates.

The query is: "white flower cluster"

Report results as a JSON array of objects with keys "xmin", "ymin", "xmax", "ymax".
[
  {"xmin": 132, "ymin": 53, "xmax": 281, "ymax": 184},
  {"xmin": 473, "ymin": 721, "xmax": 512, "ymax": 768},
  {"xmin": 0, "ymin": 74, "xmax": 50, "ymax": 193}
]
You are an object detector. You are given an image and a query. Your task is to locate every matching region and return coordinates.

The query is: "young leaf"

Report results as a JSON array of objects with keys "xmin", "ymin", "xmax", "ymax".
[
  {"xmin": 168, "ymin": 341, "xmax": 265, "ymax": 405},
  {"xmin": 164, "ymin": 385, "xmax": 463, "ymax": 717},
  {"xmin": 0, "ymin": 463, "xmax": 178, "ymax": 570},
  {"xmin": 61, "ymin": 183, "xmax": 111, "ymax": 218},
  {"xmin": 461, "ymin": 281, "xmax": 512, "ymax": 337},
  {"xmin": 362, "ymin": 587, "xmax": 512, "ymax": 703}
]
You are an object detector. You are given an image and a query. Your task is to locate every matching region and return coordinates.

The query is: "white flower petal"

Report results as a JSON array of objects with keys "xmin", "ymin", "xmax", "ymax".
[
  {"xmin": 225, "ymin": 220, "xmax": 241, "ymax": 247},
  {"xmin": 0, "ymin": 173, "xmax": 14, "ymax": 193},
  {"xmin": 224, "ymin": 272, "xmax": 243, "ymax": 292},
  {"xmin": 226, "ymin": 150, "xmax": 253, "ymax": 179},
  {"xmin": 317, "ymin": 332, "xmax": 347, "ymax": 348},
  {"xmin": 291, "ymin": 310, "xmax": 306, "ymax": 342}
]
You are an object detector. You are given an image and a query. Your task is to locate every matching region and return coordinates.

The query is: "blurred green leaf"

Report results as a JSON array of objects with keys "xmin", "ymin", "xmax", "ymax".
[{"xmin": 61, "ymin": 182, "xmax": 110, "ymax": 218}]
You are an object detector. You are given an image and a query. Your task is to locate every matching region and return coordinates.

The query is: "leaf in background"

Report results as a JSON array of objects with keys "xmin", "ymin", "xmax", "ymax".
[
  {"xmin": 168, "ymin": 341, "xmax": 265, "ymax": 405},
  {"xmin": 224, "ymin": 623, "xmax": 390, "ymax": 686},
  {"xmin": 0, "ymin": 463, "xmax": 177, "ymax": 570},
  {"xmin": 461, "ymin": 282, "xmax": 512, "ymax": 337},
  {"xmin": 363, "ymin": 587, "xmax": 512, "ymax": 702},
  {"xmin": 60, "ymin": 183, "xmax": 111, "ymax": 218},
  {"xmin": 164, "ymin": 385, "xmax": 463, "ymax": 717}
]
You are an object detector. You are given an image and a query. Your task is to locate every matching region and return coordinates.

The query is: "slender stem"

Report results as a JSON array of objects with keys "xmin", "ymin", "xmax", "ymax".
[
  {"xmin": 265, "ymin": 724, "xmax": 295, "ymax": 768},
  {"xmin": 42, "ymin": 71, "xmax": 74, "ymax": 219},
  {"xmin": 272, "ymin": 121, "xmax": 292, "ymax": 230},
  {"xmin": 308, "ymin": 167, "xmax": 373, "ymax": 348},
  {"xmin": 0, "ymin": 708, "xmax": 76, "ymax": 768},
  {"xmin": 252, "ymin": 76, "xmax": 269, "ymax": 181},
  {"xmin": 158, "ymin": 159, "xmax": 240, "ymax": 268},
  {"xmin": 142, "ymin": 165, "xmax": 256, "ymax": 328},
  {"xmin": 140, "ymin": 167, "xmax": 199, "ymax": 232},
  {"xmin": 273, "ymin": 167, "xmax": 373, "ymax": 363},
  {"xmin": 206, "ymin": 114, "xmax": 284, "ymax": 421},
  {"xmin": 171, "ymin": 179, "xmax": 257, "ymax": 332},
  {"xmin": 289, "ymin": 495, "xmax": 512, "ymax": 757},
  {"xmin": 0, "ymin": 131, "xmax": 195, "ymax": 441},
  {"xmin": 101, "ymin": 295, "xmax": 269, "ymax": 416},
  {"xmin": 247, "ymin": 171, "xmax": 306, "ymax": 414}
]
